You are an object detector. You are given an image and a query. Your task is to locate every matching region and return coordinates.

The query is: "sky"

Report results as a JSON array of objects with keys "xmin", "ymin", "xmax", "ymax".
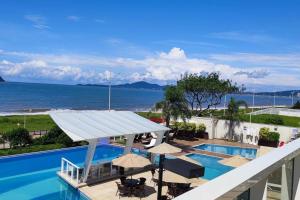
[{"xmin": 0, "ymin": 0, "xmax": 300, "ymax": 91}]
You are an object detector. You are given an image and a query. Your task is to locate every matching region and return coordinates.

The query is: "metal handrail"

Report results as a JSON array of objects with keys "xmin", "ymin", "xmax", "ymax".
[{"xmin": 61, "ymin": 158, "xmax": 82, "ymax": 183}]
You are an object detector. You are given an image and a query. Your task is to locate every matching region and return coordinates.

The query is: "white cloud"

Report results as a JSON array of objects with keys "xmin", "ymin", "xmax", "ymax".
[
  {"xmin": 0, "ymin": 48, "xmax": 300, "ymax": 87},
  {"xmin": 24, "ymin": 15, "xmax": 49, "ymax": 29}
]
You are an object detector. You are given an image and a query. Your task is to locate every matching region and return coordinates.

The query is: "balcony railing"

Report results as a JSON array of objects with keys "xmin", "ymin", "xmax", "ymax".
[{"xmin": 175, "ymin": 138, "xmax": 300, "ymax": 200}]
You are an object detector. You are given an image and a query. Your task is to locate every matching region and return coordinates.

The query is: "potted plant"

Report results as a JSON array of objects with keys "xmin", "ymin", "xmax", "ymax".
[{"xmin": 258, "ymin": 127, "xmax": 280, "ymax": 147}]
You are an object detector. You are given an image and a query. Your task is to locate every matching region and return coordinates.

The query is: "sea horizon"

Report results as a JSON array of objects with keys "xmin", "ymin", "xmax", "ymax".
[{"xmin": 0, "ymin": 81, "xmax": 299, "ymax": 113}]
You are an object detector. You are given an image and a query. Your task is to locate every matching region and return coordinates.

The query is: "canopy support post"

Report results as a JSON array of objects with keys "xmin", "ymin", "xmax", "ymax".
[
  {"xmin": 155, "ymin": 131, "xmax": 165, "ymax": 145},
  {"xmin": 124, "ymin": 134, "xmax": 135, "ymax": 154},
  {"xmin": 82, "ymin": 139, "xmax": 98, "ymax": 183}
]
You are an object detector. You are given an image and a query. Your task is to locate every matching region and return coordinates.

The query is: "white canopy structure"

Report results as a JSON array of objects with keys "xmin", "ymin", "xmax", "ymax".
[
  {"xmin": 49, "ymin": 110, "xmax": 169, "ymax": 142},
  {"xmin": 49, "ymin": 110, "xmax": 170, "ymax": 182}
]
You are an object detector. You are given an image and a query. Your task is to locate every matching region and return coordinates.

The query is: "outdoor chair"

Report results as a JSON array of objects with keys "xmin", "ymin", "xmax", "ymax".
[
  {"xmin": 139, "ymin": 177, "xmax": 146, "ymax": 185},
  {"xmin": 134, "ymin": 184, "xmax": 146, "ymax": 199},
  {"xmin": 120, "ymin": 176, "xmax": 127, "ymax": 185},
  {"xmin": 116, "ymin": 182, "xmax": 128, "ymax": 198},
  {"xmin": 167, "ymin": 183, "xmax": 179, "ymax": 198}
]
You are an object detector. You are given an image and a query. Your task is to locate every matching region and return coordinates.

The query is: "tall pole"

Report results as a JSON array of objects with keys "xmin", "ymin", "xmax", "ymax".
[
  {"xmin": 23, "ymin": 109, "xmax": 26, "ymax": 128},
  {"xmin": 250, "ymin": 90, "xmax": 255, "ymax": 124},
  {"xmin": 273, "ymin": 91, "xmax": 276, "ymax": 107},
  {"xmin": 108, "ymin": 71, "xmax": 111, "ymax": 111},
  {"xmin": 157, "ymin": 154, "xmax": 165, "ymax": 200},
  {"xmin": 292, "ymin": 91, "xmax": 294, "ymax": 106},
  {"xmin": 223, "ymin": 94, "xmax": 227, "ymax": 116}
]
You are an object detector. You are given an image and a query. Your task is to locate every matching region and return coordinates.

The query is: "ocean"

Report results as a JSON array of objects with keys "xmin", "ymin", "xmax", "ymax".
[{"xmin": 0, "ymin": 82, "xmax": 299, "ymax": 113}]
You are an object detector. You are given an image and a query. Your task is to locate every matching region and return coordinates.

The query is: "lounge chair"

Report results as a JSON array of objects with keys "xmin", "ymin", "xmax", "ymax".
[
  {"xmin": 144, "ymin": 138, "xmax": 156, "ymax": 149},
  {"xmin": 141, "ymin": 133, "xmax": 152, "ymax": 144},
  {"xmin": 150, "ymin": 132, "xmax": 157, "ymax": 139}
]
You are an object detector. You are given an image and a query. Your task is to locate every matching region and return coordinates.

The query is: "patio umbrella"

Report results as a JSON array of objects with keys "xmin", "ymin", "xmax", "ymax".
[
  {"xmin": 218, "ymin": 155, "xmax": 249, "ymax": 167},
  {"xmin": 147, "ymin": 143, "xmax": 181, "ymax": 154},
  {"xmin": 154, "ymin": 170, "xmax": 207, "ymax": 184},
  {"xmin": 112, "ymin": 153, "xmax": 151, "ymax": 168},
  {"xmin": 147, "ymin": 143, "xmax": 182, "ymax": 200}
]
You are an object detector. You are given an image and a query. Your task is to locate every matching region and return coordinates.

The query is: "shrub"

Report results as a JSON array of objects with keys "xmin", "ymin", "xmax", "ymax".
[
  {"xmin": 268, "ymin": 132, "xmax": 280, "ymax": 142},
  {"xmin": 33, "ymin": 126, "xmax": 73, "ymax": 147},
  {"xmin": 259, "ymin": 127, "xmax": 270, "ymax": 140},
  {"xmin": 186, "ymin": 123, "xmax": 196, "ymax": 132},
  {"xmin": 197, "ymin": 123, "xmax": 206, "ymax": 133},
  {"xmin": 4, "ymin": 128, "xmax": 32, "ymax": 148},
  {"xmin": 292, "ymin": 101, "xmax": 300, "ymax": 109},
  {"xmin": 264, "ymin": 115, "xmax": 284, "ymax": 125}
]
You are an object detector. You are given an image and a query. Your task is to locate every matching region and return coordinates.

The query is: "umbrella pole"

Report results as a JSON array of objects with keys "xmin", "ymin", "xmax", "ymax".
[{"xmin": 157, "ymin": 154, "xmax": 165, "ymax": 200}]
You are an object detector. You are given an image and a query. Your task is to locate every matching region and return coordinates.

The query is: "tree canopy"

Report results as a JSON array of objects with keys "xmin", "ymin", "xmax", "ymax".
[
  {"xmin": 177, "ymin": 72, "xmax": 241, "ymax": 115},
  {"xmin": 292, "ymin": 100, "xmax": 300, "ymax": 109},
  {"xmin": 154, "ymin": 86, "xmax": 190, "ymax": 127}
]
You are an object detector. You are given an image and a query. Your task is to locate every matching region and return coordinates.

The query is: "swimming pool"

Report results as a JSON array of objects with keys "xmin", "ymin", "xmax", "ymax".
[
  {"xmin": 0, "ymin": 145, "xmax": 124, "ymax": 200},
  {"xmin": 186, "ymin": 153, "xmax": 234, "ymax": 180},
  {"xmin": 194, "ymin": 144, "xmax": 257, "ymax": 159}
]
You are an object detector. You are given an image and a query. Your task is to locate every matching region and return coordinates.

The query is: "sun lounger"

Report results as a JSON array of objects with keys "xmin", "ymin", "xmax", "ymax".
[
  {"xmin": 144, "ymin": 138, "xmax": 156, "ymax": 149},
  {"xmin": 150, "ymin": 132, "xmax": 157, "ymax": 139}
]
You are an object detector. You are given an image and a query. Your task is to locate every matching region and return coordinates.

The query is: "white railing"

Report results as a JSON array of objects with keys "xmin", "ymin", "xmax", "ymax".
[
  {"xmin": 175, "ymin": 138, "xmax": 300, "ymax": 200},
  {"xmin": 61, "ymin": 158, "xmax": 82, "ymax": 184}
]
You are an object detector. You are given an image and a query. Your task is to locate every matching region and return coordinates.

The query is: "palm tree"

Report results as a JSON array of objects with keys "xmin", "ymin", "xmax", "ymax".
[
  {"xmin": 226, "ymin": 97, "xmax": 248, "ymax": 140},
  {"xmin": 154, "ymin": 86, "xmax": 190, "ymax": 127}
]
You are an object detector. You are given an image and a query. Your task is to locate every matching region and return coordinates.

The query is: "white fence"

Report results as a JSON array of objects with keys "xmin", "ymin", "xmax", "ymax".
[
  {"xmin": 250, "ymin": 107, "xmax": 300, "ymax": 117},
  {"xmin": 184, "ymin": 117, "xmax": 299, "ymax": 143}
]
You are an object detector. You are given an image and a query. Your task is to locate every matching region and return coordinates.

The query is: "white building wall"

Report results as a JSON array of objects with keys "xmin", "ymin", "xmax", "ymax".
[{"xmin": 183, "ymin": 117, "xmax": 298, "ymax": 143}]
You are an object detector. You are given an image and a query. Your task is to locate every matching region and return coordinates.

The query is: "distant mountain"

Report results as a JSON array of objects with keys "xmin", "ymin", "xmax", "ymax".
[
  {"xmin": 244, "ymin": 90, "xmax": 300, "ymax": 97},
  {"xmin": 78, "ymin": 81, "xmax": 165, "ymax": 90},
  {"xmin": 0, "ymin": 76, "xmax": 5, "ymax": 82}
]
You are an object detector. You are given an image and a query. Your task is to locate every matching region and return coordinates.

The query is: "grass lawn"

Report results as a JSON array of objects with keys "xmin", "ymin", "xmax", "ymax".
[
  {"xmin": 0, "ymin": 143, "xmax": 64, "ymax": 156},
  {"xmin": 238, "ymin": 114, "xmax": 300, "ymax": 127},
  {"xmin": 0, "ymin": 115, "xmax": 56, "ymax": 133},
  {"xmin": 136, "ymin": 111, "xmax": 163, "ymax": 119}
]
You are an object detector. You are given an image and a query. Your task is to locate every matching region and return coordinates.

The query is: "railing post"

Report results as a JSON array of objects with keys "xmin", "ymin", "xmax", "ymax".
[
  {"xmin": 76, "ymin": 167, "xmax": 79, "ymax": 183},
  {"xmin": 292, "ymin": 155, "xmax": 300, "ymax": 200},
  {"xmin": 61, "ymin": 159, "xmax": 64, "ymax": 173},
  {"xmin": 70, "ymin": 165, "xmax": 74, "ymax": 180},
  {"xmin": 249, "ymin": 178, "xmax": 268, "ymax": 200}
]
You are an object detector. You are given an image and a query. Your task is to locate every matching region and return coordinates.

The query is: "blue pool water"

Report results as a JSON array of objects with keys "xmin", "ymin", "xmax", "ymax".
[
  {"xmin": 0, "ymin": 145, "xmax": 124, "ymax": 200},
  {"xmin": 186, "ymin": 154, "xmax": 234, "ymax": 180},
  {"xmin": 194, "ymin": 144, "xmax": 257, "ymax": 159}
]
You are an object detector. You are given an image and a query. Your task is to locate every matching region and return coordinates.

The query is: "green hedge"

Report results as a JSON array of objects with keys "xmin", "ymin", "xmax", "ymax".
[
  {"xmin": 171, "ymin": 122, "xmax": 206, "ymax": 132},
  {"xmin": 33, "ymin": 126, "xmax": 74, "ymax": 147},
  {"xmin": 0, "ymin": 144, "xmax": 64, "ymax": 156}
]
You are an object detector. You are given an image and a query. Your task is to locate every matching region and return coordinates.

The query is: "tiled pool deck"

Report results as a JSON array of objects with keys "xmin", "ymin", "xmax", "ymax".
[{"xmin": 77, "ymin": 139, "xmax": 268, "ymax": 200}]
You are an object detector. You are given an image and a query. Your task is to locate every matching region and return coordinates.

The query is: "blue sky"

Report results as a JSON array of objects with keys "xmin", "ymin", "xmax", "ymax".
[{"xmin": 0, "ymin": 0, "xmax": 300, "ymax": 91}]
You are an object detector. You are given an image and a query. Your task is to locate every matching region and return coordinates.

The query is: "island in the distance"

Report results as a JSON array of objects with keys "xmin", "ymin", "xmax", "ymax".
[
  {"xmin": 78, "ymin": 81, "xmax": 166, "ymax": 90},
  {"xmin": 0, "ymin": 76, "xmax": 5, "ymax": 82}
]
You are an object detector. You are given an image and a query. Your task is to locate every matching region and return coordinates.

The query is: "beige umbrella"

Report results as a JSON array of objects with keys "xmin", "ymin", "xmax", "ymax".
[
  {"xmin": 177, "ymin": 155, "xmax": 202, "ymax": 166},
  {"xmin": 218, "ymin": 155, "xmax": 249, "ymax": 167},
  {"xmin": 147, "ymin": 143, "xmax": 182, "ymax": 200},
  {"xmin": 154, "ymin": 170, "xmax": 207, "ymax": 184},
  {"xmin": 147, "ymin": 143, "xmax": 182, "ymax": 154},
  {"xmin": 112, "ymin": 153, "xmax": 151, "ymax": 168}
]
